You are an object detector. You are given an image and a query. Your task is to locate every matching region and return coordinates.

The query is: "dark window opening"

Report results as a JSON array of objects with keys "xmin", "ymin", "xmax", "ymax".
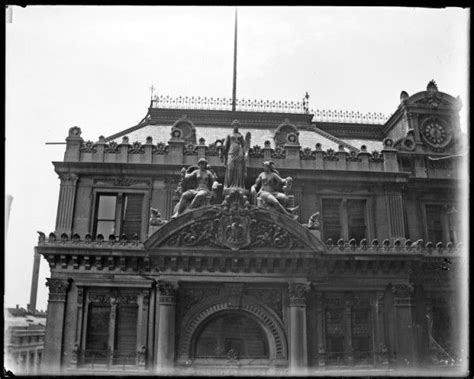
[
  {"xmin": 322, "ymin": 199, "xmax": 342, "ymax": 242},
  {"xmin": 113, "ymin": 304, "xmax": 138, "ymax": 365},
  {"xmin": 347, "ymin": 200, "xmax": 367, "ymax": 242},
  {"xmin": 351, "ymin": 307, "xmax": 372, "ymax": 363},
  {"xmin": 194, "ymin": 313, "xmax": 268, "ymax": 359},
  {"xmin": 85, "ymin": 304, "xmax": 111, "ymax": 364},
  {"xmin": 325, "ymin": 307, "xmax": 345, "ymax": 364},
  {"xmin": 93, "ymin": 193, "xmax": 144, "ymax": 239},
  {"xmin": 426, "ymin": 205, "xmax": 444, "ymax": 243}
]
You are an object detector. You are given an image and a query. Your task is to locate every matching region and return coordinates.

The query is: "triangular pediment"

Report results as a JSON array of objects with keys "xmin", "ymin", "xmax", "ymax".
[{"xmin": 144, "ymin": 205, "xmax": 326, "ymax": 254}]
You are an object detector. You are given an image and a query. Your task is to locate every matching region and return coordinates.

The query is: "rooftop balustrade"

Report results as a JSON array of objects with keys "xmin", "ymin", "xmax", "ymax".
[
  {"xmin": 150, "ymin": 96, "xmax": 391, "ymax": 125},
  {"xmin": 65, "ymin": 132, "xmax": 401, "ymax": 173}
]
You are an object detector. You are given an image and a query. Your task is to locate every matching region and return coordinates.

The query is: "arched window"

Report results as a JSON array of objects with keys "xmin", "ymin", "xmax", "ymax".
[{"xmin": 194, "ymin": 313, "xmax": 269, "ymax": 359}]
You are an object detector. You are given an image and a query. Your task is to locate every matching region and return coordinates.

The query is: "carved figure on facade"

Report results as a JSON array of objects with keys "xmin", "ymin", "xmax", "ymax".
[
  {"xmin": 149, "ymin": 208, "xmax": 165, "ymax": 226},
  {"xmin": 172, "ymin": 158, "xmax": 222, "ymax": 218},
  {"xmin": 304, "ymin": 212, "xmax": 320, "ymax": 230},
  {"xmin": 221, "ymin": 120, "xmax": 250, "ymax": 190},
  {"xmin": 250, "ymin": 160, "xmax": 298, "ymax": 218}
]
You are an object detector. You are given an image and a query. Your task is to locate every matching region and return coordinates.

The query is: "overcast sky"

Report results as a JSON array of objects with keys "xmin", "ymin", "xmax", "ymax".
[{"xmin": 5, "ymin": 6, "xmax": 469, "ymax": 311}]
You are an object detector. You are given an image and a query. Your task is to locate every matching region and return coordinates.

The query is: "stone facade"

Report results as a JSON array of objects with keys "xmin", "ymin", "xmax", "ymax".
[{"xmin": 36, "ymin": 81, "xmax": 466, "ymax": 375}]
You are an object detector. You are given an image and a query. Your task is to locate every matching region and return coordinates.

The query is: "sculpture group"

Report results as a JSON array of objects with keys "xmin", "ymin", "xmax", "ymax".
[{"xmin": 172, "ymin": 120, "xmax": 298, "ymax": 219}]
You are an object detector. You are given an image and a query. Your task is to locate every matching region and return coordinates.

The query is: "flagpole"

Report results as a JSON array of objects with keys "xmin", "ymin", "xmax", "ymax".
[{"xmin": 231, "ymin": 8, "xmax": 238, "ymax": 112}]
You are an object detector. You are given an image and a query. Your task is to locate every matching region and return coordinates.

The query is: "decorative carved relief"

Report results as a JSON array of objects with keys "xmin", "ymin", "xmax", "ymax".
[
  {"xmin": 245, "ymin": 288, "xmax": 283, "ymax": 318},
  {"xmin": 129, "ymin": 142, "xmax": 145, "ymax": 154},
  {"xmin": 158, "ymin": 281, "xmax": 178, "ymax": 304},
  {"xmin": 104, "ymin": 141, "xmax": 119, "ymax": 153},
  {"xmin": 89, "ymin": 291, "xmax": 138, "ymax": 304},
  {"xmin": 223, "ymin": 283, "xmax": 244, "ymax": 309},
  {"xmin": 153, "ymin": 142, "xmax": 169, "ymax": 155},
  {"xmin": 68, "ymin": 126, "xmax": 82, "ymax": 138},
  {"xmin": 248, "ymin": 145, "xmax": 264, "ymax": 158},
  {"xmin": 274, "ymin": 120, "xmax": 299, "ymax": 147},
  {"xmin": 80, "ymin": 140, "xmax": 97, "ymax": 153}
]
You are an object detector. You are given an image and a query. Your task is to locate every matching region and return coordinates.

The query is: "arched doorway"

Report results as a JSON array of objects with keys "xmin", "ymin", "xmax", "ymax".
[{"xmin": 193, "ymin": 312, "xmax": 269, "ymax": 360}]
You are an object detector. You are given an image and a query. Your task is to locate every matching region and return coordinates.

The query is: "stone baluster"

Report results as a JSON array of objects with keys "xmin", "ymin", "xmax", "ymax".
[
  {"xmin": 64, "ymin": 126, "xmax": 83, "ymax": 162},
  {"xmin": 43, "ymin": 278, "xmax": 70, "ymax": 373},
  {"xmin": 382, "ymin": 138, "xmax": 399, "ymax": 172},
  {"xmin": 357, "ymin": 146, "xmax": 371, "ymax": 171},
  {"xmin": 288, "ymin": 282, "xmax": 310, "ymax": 374},
  {"xmin": 118, "ymin": 136, "xmax": 130, "ymax": 163},
  {"xmin": 156, "ymin": 281, "xmax": 178, "ymax": 374}
]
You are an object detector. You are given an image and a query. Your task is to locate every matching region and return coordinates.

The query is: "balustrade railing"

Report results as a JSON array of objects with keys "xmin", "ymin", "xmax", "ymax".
[{"xmin": 150, "ymin": 95, "xmax": 390, "ymax": 124}]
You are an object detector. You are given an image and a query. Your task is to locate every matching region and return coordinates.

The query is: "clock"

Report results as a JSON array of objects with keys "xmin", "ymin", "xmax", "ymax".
[{"xmin": 420, "ymin": 118, "xmax": 452, "ymax": 150}]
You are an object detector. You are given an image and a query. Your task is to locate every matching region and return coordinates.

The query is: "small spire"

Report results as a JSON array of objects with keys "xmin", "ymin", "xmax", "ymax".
[{"xmin": 149, "ymin": 84, "xmax": 156, "ymax": 101}]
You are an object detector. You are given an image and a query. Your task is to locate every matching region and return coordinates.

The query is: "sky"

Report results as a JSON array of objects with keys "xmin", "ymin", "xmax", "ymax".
[{"xmin": 5, "ymin": 6, "xmax": 469, "ymax": 311}]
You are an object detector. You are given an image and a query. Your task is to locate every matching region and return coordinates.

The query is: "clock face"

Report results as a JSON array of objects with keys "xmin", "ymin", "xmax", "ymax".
[{"xmin": 420, "ymin": 118, "xmax": 452, "ymax": 149}]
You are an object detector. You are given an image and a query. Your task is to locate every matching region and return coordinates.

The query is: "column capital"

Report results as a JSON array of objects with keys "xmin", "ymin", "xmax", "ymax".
[
  {"xmin": 46, "ymin": 278, "xmax": 70, "ymax": 302},
  {"xmin": 58, "ymin": 173, "xmax": 79, "ymax": 185},
  {"xmin": 288, "ymin": 282, "xmax": 310, "ymax": 306},
  {"xmin": 158, "ymin": 281, "xmax": 178, "ymax": 304}
]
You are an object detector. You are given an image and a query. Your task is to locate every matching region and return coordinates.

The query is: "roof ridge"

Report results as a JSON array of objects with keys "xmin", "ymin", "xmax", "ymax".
[{"xmin": 310, "ymin": 124, "xmax": 359, "ymax": 152}]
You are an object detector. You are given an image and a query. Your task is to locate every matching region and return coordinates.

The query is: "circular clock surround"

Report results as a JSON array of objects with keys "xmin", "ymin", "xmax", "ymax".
[{"xmin": 420, "ymin": 117, "xmax": 453, "ymax": 150}]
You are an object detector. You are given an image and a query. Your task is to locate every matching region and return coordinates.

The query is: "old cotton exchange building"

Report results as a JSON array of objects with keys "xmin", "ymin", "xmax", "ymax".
[{"xmin": 36, "ymin": 80, "xmax": 466, "ymax": 375}]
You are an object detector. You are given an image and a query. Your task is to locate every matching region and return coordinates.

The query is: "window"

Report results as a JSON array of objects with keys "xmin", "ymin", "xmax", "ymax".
[
  {"xmin": 84, "ymin": 301, "xmax": 139, "ymax": 366},
  {"xmin": 325, "ymin": 305, "xmax": 345, "ymax": 365},
  {"xmin": 424, "ymin": 204, "xmax": 459, "ymax": 244},
  {"xmin": 351, "ymin": 307, "xmax": 372, "ymax": 363},
  {"xmin": 322, "ymin": 198, "xmax": 368, "ymax": 242},
  {"xmin": 93, "ymin": 193, "xmax": 144, "ymax": 239}
]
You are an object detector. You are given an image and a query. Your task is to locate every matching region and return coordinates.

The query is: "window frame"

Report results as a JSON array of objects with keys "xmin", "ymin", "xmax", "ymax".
[
  {"xmin": 320, "ymin": 195, "xmax": 373, "ymax": 243},
  {"xmin": 421, "ymin": 202, "xmax": 458, "ymax": 244},
  {"xmin": 91, "ymin": 189, "xmax": 149, "ymax": 241}
]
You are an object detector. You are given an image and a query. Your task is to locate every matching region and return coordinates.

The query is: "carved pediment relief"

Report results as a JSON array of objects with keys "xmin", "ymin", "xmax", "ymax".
[
  {"xmin": 144, "ymin": 201, "xmax": 326, "ymax": 253},
  {"xmin": 170, "ymin": 116, "xmax": 197, "ymax": 144}
]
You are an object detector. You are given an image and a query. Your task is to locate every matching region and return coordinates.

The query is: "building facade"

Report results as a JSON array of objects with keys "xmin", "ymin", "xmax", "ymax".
[
  {"xmin": 4, "ymin": 306, "xmax": 47, "ymax": 375},
  {"xmin": 36, "ymin": 81, "xmax": 466, "ymax": 375}
]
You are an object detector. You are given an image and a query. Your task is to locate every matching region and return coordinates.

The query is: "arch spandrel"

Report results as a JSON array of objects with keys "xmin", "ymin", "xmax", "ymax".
[{"xmin": 144, "ymin": 205, "xmax": 326, "ymax": 253}]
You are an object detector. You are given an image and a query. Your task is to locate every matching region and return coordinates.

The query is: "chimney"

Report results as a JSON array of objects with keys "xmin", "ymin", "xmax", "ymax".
[
  {"xmin": 16, "ymin": 304, "xmax": 19, "ymax": 309},
  {"xmin": 28, "ymin": 247, "xmax": 41, "ymax": 315}
]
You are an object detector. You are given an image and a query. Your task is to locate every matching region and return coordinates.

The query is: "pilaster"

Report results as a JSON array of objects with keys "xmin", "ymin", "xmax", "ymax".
[
  {"xmin": 55, "ymin": 174, "xmax": 78, "ymax": 236},
  {"xmin": 43, "ymin": 278, "xmax": 70, "ymax": 372},
  {"xmin": 156, "ymin": 281, "xmax": 178, "ymax": 374},
  {"xmin": 288, "ymin": 282, "xmax": 310, "ymax": 373}
]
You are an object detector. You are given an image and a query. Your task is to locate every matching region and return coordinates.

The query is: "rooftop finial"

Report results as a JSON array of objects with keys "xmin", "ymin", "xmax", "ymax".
[
  {"xmin": 231, "ymin": 8, "xmax": 238, "ymax": 112},
  {"xmin": 150, "ymin": 84, "xmax": 156, "ymax": 101},
  {"xmin": 303, "ymin": 92, "xmax": 310, "ymax": 113}
]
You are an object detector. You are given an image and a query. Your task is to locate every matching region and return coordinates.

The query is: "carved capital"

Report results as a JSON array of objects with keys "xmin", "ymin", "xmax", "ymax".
[
  {"xmin": 59, "ymin": 173, "xmax": 79, "ymax": 185},
  {"xmin": 158, "ymin": 281, "xmax": 178, "ymax": 304},
  {"xmin": 288, "ymin": 282, "xmax": 310, "ymax": 306},
  {"xmin": 46, "ymin": 278, "xmax": 70, "ymax": 302}
]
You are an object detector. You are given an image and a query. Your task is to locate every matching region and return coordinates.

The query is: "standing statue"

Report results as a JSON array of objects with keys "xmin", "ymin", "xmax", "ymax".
[
  {"xmin": 221, "ymin": 120, "xmax": 250, "ymax": 190},
  {"xmin": 250, "ymin": 161, "xmax": 298, "ymax": 218},
  {"xmin": 172, "ymin": 158, "xmax": 221, "ymax": 218}
]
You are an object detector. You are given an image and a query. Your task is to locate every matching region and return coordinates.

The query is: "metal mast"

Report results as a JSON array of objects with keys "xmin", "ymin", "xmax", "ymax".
[{"xmin": 231, "ymin": 8, "xmax": 238, "ymax": 112}]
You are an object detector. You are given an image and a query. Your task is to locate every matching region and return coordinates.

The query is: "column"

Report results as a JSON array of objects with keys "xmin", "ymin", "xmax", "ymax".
[
  {"xmin": 315, "ymin": 292, "xmax": 325, "ymax": 367},
  {"xmin": 43, "ymin": 278, "xmax": 70, "ymax": 373},
  {"xmin": 343, "ymin": 294, "xmax": 354, "ymax": 365},
  {"xmin": 372, "ymin": 291, "xmax": 388, "ymax": 366},
  {"xmin": 288, "ymin": 282, "xmax": 310, "ymax": 374},
  {"xmin": 156, "ymin": 281, "xmax": 178, "ymax": 374},
  {"xmin": 55, "ymin": 174, "xmax": 78, "ymax": 236},
  {"xmin": 392, "ymin": 284, "xmax": 416, "ymax": 366}
]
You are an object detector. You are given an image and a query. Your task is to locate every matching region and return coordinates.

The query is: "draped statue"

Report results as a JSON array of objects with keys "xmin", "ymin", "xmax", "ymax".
[
  {"xmin": 172, "ymin": 158, "xmax": 221, "ymax": 218},
  {"xmin": 221, "ymin": 120, "xmax": 250, "ymax": 190},
  {"xmin": 250, "ymin": 160, "xmax": 298, "ymax": 219}
]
